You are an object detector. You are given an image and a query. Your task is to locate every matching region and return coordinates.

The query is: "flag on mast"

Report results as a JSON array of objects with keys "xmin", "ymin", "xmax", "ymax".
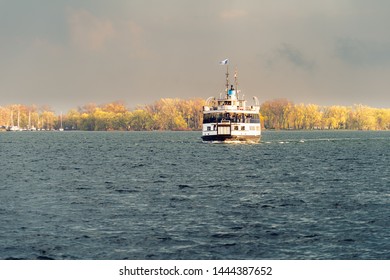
[{"xmin": 219, "ymin": 59, "xmax": 229, "ymax": 65}]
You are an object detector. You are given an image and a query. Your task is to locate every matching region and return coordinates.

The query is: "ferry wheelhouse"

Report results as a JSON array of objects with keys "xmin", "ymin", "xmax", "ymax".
[{"xmin": 202, "ymin": 60, "xmax": 261, "ymax": 143}]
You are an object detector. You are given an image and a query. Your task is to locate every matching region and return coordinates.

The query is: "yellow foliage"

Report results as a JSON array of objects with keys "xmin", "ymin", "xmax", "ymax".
[{"xmin": 1, "ymin": 99, "xmax": 389, "ymax": 131}]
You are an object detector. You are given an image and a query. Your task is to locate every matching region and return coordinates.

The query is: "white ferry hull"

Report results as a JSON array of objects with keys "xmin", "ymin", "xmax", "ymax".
[
  {"xmin": 202, "ymin": 123, "xmax": 261, "ymax": 143},
  {"xmin": 201, "ymin": 134, "xmax": 261, "ymax": 143}
]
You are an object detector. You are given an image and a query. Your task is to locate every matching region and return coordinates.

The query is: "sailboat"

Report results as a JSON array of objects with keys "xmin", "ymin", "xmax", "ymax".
[
  {"xmin": 28, "ymin": 111, "xmax": 37, "ymax": 131},
  {"xmin": 8, "ymin": 110, "xmax": 21, "ymax": 131},
  {"xmin": 59, "ymin": 112, "xmax": 64, "ymax": 131}
]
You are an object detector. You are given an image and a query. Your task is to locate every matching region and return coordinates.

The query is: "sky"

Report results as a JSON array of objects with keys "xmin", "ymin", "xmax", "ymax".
[{"xmin": 1, "ymin": 0, "xmax": 390, "ymax": 112}]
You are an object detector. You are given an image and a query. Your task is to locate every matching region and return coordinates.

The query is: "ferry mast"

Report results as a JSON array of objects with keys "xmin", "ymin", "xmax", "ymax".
[
  {"xmin": 223, "ymin": 61, "xmax": 239, "ymax": 99},
  {"xmin": 225, "ymin": 64, "xmax": 229, "ymax": 97},
  {"xmin": 220, "ymin": 58, "xmax": 230, "ymax": 98}
]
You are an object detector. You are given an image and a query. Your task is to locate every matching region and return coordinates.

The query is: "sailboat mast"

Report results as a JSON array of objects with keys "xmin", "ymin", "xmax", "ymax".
[
  {"xmin": 17, "ymin": 110, "xmax": 20, "ymax": 128},
  {"xmin": 10, "ymin": 110, "xmax": 14, "ymax": 127}
]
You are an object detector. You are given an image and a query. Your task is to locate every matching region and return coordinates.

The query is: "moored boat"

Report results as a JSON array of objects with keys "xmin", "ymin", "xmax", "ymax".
[{"xmin": 201, "ymin": 59, "xmax": 261, "ymax": 143}]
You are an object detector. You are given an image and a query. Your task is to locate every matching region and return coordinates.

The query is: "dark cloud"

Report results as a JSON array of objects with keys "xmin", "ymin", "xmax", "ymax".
[
  {"xmin": 335, "ymin": 37, "xmax": 390, "ymax": 67},
  {"xmin": 277, "ymin": 43, "xmax": 315, "ymax": 70}
]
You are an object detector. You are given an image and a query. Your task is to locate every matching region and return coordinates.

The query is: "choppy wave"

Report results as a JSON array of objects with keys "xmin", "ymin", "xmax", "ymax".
[{"xmin": 0, "ymin": 130, "xmax": 389, "ymax": 259}]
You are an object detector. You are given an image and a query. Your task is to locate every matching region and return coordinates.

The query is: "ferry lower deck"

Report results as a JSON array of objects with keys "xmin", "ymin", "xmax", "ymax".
[
  {"xmin": 201, "ymin": 120, "xmax": 261, "ymax": 143},
  {"xmin": 201, "ymin": 134, "xmax": 261, "ymax": 143}
]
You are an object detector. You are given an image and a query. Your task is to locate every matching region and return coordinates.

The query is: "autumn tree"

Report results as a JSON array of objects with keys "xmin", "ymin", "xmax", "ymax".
[
  {"xmin": 303, "ymin": 104, "xmax": 322, "ymax": 129},
  {"xmin": 146, "ymin": 98, "xmax": 187, "ymax": 130},
  {"xmin": 375, "ymin": 109, "xmax": 390, "ymax": 130},
  {"xmin": 129, "ymin": 109, "xmax": 153, "ymax": 130},
  {"xmin": 322, "ymin": 106, "xmax": 348, "ymax": 129},
  {"xmin": 260, "ymin": 99, "xmax": 293, "ymax": 129},
  {"xmin": 0, "ymin": 106, "xmax": 10, "ymax": 127}
]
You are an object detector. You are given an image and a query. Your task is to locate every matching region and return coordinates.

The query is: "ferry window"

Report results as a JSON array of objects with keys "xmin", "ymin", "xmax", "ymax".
[
  {"xmin": 248, "ymin": 113, "xmax": 260, "ymax": 123},
  {"xmin": 207, "ymin": 126, "xmax": 211, "ymax": 131},
  {"xmin": 250, "ymin": 126, "xmax": 255, "ymax": 130},
  {"xmin": 241, "ymin": 126, "xmax": 245, "ymax": 130},
  {"xmin": 202, "ymin": 114, "xmax": 209, "ymax": 124},
  {"xmin": 234, "ymin": 126, "xmax": 239, "ymax": 130},
  {"xmin": 203, "ymin": 113, "xmax": 224, "ymax": 123}
]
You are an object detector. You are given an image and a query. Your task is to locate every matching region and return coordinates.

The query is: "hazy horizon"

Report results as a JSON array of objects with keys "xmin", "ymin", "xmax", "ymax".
[{"xmin": 1, "ymin": 0, "xmax": 390, "ymax": 112}]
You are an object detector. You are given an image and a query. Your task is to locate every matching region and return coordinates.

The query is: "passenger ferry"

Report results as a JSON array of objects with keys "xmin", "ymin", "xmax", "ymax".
[{"xmin": 202, "ymin": 60, "xmax": 261, "ymax": 143}]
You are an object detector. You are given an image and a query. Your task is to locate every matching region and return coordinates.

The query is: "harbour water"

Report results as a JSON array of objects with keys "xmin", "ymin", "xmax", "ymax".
[{"xmin": 0, "ymin": 130, "xmax": 389, "ymax": 259}]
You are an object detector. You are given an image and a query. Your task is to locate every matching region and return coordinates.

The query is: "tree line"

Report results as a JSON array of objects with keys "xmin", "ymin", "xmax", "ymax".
[
  {"xmin": 1, "ymin": 98, "xmax": 389, "ymax": 131},
  {"xmin": 0, "ymin": 99, "xmax": 204, "ymax": 131},
  {"xmin": 261, "ymin": 99, "xmax": 390, "ymax": 130}
]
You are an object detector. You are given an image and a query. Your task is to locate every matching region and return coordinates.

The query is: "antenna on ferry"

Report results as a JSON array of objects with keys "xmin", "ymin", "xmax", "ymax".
[
  {"xmin": 234, "ymin": 68, "xmax": 238, "ymax": 98},
  {"xmin": 219, "ymin": 59, "xmax": 229, "ymax": 97}
]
